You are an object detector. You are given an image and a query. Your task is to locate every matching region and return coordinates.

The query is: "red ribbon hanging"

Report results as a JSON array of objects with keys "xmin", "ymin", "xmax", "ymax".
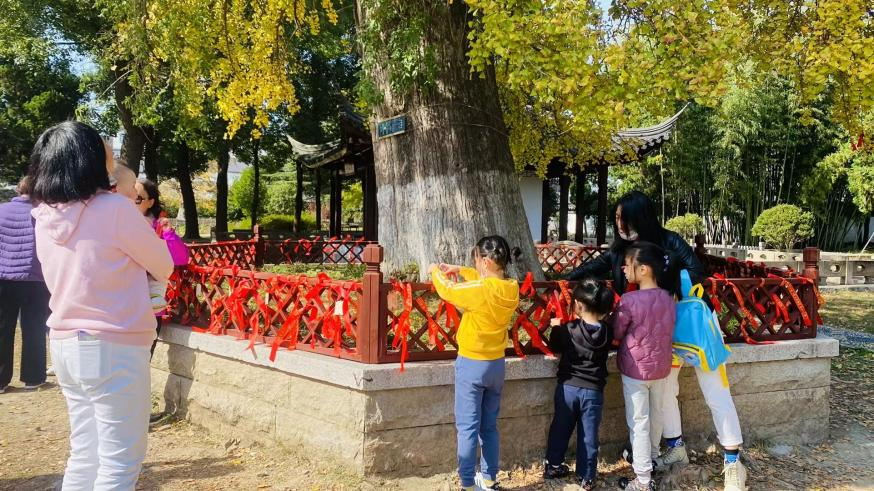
[{"xmin": 390, "ymin": 280, "xmax": 413, "ymax": 371}]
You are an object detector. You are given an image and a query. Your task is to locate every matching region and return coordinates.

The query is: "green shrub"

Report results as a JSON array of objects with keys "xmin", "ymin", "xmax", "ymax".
[
  {"xmin": 162, "ymin": 197, "xmax": 181, "ymax": 219},
  {"xmin": 751, "ymin": 204, "xmax": 815, "ymax": 251},
  {"xmin": 262, "ymin": 263, "xmax": 365, "ymax": 280},
  {"xmin": 258, "ymin": 213, "xmax": 319, "ymax": 232},
  {"xmin": 198, "ymin": 199, "xmax": 216, "ymax": 218},
  {"xmin": 265, "ymin": 179, "xmax": 296, "ymax": 215},
  {"xmin": 665, "ymin": 213, "xmax": 704, "ymax": 240}
]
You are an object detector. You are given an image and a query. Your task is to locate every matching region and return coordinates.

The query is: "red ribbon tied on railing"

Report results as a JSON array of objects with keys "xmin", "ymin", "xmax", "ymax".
[
  {"xmin": 390, "ymin": 280, "xmax": 413, "ymax": 371},
  {"xmin": 767, "ymin": 273, "xmax": 818, "ymax": 328},
  {"xmin": 710, "ymin": 274, "xmax": 772, "ymax": 345}
]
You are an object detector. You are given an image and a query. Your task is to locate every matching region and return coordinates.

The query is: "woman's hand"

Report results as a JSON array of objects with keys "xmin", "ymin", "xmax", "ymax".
[
  {"xmin": 157, "ymin": 217, "xmax": 174, "ymax": 233},
  {"xmin": 439, "ymin": 264, "xmax": 461, "ymax": 274}
]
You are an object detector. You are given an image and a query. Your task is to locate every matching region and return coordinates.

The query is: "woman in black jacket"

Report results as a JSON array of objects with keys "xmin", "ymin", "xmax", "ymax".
[
  {"xmin": 566, "ymin": 191, "xmax": 706, "ymax": 292},
  {"xmin": 567, "ymin": 191, "xmax": 747, "ymax": 491}
]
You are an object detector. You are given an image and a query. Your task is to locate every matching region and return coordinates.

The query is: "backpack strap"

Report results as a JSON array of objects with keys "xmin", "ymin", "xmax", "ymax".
[{"xmin": 680, "ymin": 269, "xmax": 694, "ymax": 298}]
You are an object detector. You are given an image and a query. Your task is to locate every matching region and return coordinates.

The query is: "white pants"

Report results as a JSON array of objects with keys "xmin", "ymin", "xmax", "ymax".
[
  {"xmin": 622, "ymin": 375, "xmax": 666, "ymax": 485},
  {"xmin": 52, "ymin": 335, "xmax": 151, "ymax": 491},
  {"xmin": 662, "ymin": 361, "xmax": 744, "ymax": 448}
]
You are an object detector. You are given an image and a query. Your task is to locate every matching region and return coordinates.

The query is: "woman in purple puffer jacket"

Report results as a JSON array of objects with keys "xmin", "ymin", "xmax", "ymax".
[{"xmin": 0, "ymin": 177, "xmax": 51, "ymax": 393}]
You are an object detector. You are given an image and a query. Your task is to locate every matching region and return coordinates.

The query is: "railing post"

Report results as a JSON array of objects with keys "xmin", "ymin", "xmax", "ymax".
[
  {"xmin": 803, "ymin": 247, "xmax": 820, "ymax": 284},
  {"xmin": 253, "ymin": 224, "xmax": 264, "ymax": 269},
  {"xmin": 360, "ymin": 244, "xmax": 384, "ymax": 363},
  {"xmin": 803, "ymin": 247, "xmax": 820, "ymax": 337}
]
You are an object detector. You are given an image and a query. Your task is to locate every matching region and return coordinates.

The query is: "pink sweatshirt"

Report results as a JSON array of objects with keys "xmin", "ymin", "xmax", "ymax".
[{"xmin": 32, "ymin": 192, "xmax": 174, "ymax": 346}]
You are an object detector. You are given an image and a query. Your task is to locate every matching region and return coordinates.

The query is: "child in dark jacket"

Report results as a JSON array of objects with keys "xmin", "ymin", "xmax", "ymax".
[{"xmin": 543, "ymin": 277, "xmax": 615, "ymax": 490}]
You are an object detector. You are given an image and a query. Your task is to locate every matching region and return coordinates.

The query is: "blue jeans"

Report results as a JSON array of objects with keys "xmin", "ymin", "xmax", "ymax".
[
  {"xmin": 545, "ymin": 383, "xmax": 604, "ymax": 481},
  {"xmin": 455, "ymin": 355, "xmax": 505, "ymax": 487}
]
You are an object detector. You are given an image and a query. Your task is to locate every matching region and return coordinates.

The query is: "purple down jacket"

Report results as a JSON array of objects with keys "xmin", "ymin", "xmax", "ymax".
[
  {"xmin": 612, "ymin": 288, "xmax": 676, "ymax": 380},
  {"xmin": 0, "ymin": 196, "xmax": 43, "ymax": 282}
]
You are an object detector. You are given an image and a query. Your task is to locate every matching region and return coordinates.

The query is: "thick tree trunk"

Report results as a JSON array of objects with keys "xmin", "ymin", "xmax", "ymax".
[
  {"xmin": 251, "ymin": 139, "xmax": 261, "ymax": 229},
  {"xmin": 113, "ymin": 70, "xmax": 146, "ymax": 172},
  {"xmin": 176, "ymin": 143, "xmax": 200, "ymax": 240},
  {"xmin": 142, "ymin": 127, "xmax": 160, "ymax": 182},
  {"xmin": 214, "ymin": 139, "xmax": 231, "ymax": 235},
  {"xmin": 357, "ymin": 1, "xmax": 540, "ymax": 278}
]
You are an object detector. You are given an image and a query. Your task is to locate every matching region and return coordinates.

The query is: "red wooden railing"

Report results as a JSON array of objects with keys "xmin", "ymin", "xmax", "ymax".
[{"xmin": 167, "ymin": 236, "xmax": 822, "ymax": 366}]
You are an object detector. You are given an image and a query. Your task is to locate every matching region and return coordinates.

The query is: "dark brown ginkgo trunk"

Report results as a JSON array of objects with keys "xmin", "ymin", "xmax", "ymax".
[{"xmin": 356, "ymin": 1, "xmax": 540, "ymax": 278}]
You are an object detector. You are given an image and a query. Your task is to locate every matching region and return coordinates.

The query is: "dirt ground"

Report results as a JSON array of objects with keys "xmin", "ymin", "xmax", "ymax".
[{"xmin": 2, "ymin": 342, "xmax": 873, "ymax": 490}]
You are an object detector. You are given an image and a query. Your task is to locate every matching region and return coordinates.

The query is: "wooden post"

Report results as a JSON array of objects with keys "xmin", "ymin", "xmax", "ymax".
[
  {"xmin": 540, "ymin": 179, "xmax": 551, "ymax": 243},
  {"xmin": 558, "ymin": 174, "xmax": 569, "ymax": 241},
  {"xmin": 574, "ymin": 171, "xmax": 586, "ymax": 243},
  {"xmin": 253, "ymin": 224, "xmax": 264, "ymax": 269},
  {"xmin": 329, "ymin": 171, "xmax": 338, "ymax": 237},
  {"xmin": 596, "ymin": 165, "xmax": 608, "ymax": 246},
  {"xmin": 360, "ymin": 244, "xmax": 384, "ymax": 363},
  {"xmin": 314, "ymin": 169, "xmax": 322, "ymax": 232},
  {"xmin": 335, "ymin": 173, "xmax": 344, "ymax": 236},
  {"xmin": 803, "ymin": 247, "xmax": 820, "ymax": 337}
]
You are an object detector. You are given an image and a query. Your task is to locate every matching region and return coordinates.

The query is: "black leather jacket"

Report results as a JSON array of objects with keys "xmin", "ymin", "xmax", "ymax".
[{"xmin": 566, "ymin": 231, "xmax": 706, "ymax": 294}]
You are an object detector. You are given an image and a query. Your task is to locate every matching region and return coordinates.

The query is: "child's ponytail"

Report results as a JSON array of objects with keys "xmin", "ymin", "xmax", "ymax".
[
  {"xmin": 473, "ymin": 235, "xmax": 522, "ymax": 271},
  {"xmin": 626, "ymin": 241, "xmax": 681, "ymax": 298}
]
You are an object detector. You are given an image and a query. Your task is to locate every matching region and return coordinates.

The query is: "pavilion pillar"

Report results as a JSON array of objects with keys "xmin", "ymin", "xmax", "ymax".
[
  {"xmin": 329, "ymin": 170, "xmax": 338, "ymax": 237},
  {"xmin": 335, "ymin": 171, "xmax": 343, "ymax": 237},
  {"xmin": 575, "ymin": 170, "xmax": 587, "ymax": 242},
  {"xmin": 597, "ymin": 165, "xmax": 608, "ymax": 246},
  {"xmin": 540, "ymin": 179, "xmax": 551, "ymax": 243},
  {"xmin": 558, "ymin": 174, "xmax": 570, "ymax": 241},
  {"xmin": 314, "ymin": 169, "xmax": 322, "ymax": 232},
  {"xmin": 363, "ymin": 152, "xmax": 378, "ymax": 241}
]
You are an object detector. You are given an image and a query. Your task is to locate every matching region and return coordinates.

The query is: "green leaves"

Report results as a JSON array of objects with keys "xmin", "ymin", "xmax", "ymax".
[{"xmin": 751, "ymin": 204, "xmax": 815, "ymax": 251}]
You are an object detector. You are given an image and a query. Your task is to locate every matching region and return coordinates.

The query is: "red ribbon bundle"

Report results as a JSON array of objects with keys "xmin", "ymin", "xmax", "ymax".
[
  {"xmin": 709, "ymin": 274, "xmax": 772, "ymax": 345},
  {"xmin": 390, "ymin": 280, "xmax": 413, "ymax": 371}
]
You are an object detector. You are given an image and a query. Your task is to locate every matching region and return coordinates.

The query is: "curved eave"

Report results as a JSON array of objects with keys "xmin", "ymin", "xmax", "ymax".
[{"xmin": 287, "ymin": 136, "xmax": 348, "ymax": 169}]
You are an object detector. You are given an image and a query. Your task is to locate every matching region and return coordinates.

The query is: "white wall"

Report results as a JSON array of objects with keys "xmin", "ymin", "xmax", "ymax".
[{"xmin": 519, "ymin": 176, "xmax": 543, "ymax": 241}]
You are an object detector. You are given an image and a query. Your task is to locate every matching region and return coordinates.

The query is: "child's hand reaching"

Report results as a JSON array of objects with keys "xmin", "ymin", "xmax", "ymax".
[{"xmin": 439, "ymin": 264, "xmax": 461, "ymax": 274}]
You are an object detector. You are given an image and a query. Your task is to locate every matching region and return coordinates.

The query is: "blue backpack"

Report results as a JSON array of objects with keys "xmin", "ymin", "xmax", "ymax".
[{"xmin": 673, "ymin": 270, "xmax": 732, "ymax": 385}]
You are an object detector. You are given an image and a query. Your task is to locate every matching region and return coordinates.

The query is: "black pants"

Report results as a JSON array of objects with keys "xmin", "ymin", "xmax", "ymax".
[
  {"xmin": 0, "ymin": 280, "xmax": 50, "ymax": 387},
  {"xmin": 150, "ymin": 316, "xmax": 163, "ymax": 359}
]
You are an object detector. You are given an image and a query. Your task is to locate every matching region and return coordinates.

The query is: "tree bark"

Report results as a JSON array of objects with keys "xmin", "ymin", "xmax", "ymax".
[
  {"xmin": 251, "ymin": 139, "xmax": 261, "ymax": 229},
  {"xmin": 357, "ymin": 1, "xmax": 540, "ymax": 278},
  {"xmin": 142, "ymin": 127, "xmax": 160, "ymax": 182},
  {"xmin": 113, "ymin": 70, "xmax": 146, "ymax": 172},
  {"xmin": 214, "ymin": 138, "xmax": 231, "ymax": 235},
  {"xmin": 295, "ymin": 160, "xmax": 304, "ymax": 233},
  {"xmin": 176, "ymin": 143, "xmax": 200, "ymax": 240}
]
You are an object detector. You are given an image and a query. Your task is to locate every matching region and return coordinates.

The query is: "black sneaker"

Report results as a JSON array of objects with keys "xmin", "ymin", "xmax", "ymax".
[
  {"xmin": 543, "ymin": 462, "xmax": 571, "ymax": 479},
  {"xmin": 580, "ymin": 478, "xmax": 595, "ymax": 491}
]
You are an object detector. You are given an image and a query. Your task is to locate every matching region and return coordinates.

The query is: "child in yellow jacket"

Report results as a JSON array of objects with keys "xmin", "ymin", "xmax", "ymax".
[{"xmin": 429, "ymin": 235, "xmax": 521, "ymax": 491}]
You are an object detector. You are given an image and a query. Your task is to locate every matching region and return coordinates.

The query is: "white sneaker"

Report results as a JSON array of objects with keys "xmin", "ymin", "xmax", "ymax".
[
  {"xmin": 46, "ymin": 365, "xmax": 55, "ymax": 376},
  {"xmin": 0, "ymin": 386, "xmax": 7, "ymax": 394},
  {"xmin": 723, "ymin": 460, "xmax": 747, "ymax": 491},
  {"xmin": 655, "ymin": 444, "xmax": 689, "ymax": 470},
  {"xmin": 24, "ymin": 382, "xmax": 46, "ymax": 390},
  {"xmin": 474, "ymin": 472, "xmax": 499, "ymax": 490}
]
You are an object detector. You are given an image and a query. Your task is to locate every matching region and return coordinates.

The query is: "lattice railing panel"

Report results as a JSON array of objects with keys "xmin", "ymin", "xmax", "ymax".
[
  {"xmin": 536, "ymin": 244, "xmax": 607, "ymax": 275},
  {"xmin": 166, "ymin": 265, "xmax": 364, "ymax": 361},
  {"xmin": 264, "ymin": 238, "xmax": 376, "ymax": 265},
  {"xmin": 187, "ymin": 241, "xmax": 258, "ymax": 269}
]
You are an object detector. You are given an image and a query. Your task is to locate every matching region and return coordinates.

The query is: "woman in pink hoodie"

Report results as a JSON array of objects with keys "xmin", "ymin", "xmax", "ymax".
[{"xmin": 28, "ymin": 121, "xmax": 173, "ymax": 491}]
